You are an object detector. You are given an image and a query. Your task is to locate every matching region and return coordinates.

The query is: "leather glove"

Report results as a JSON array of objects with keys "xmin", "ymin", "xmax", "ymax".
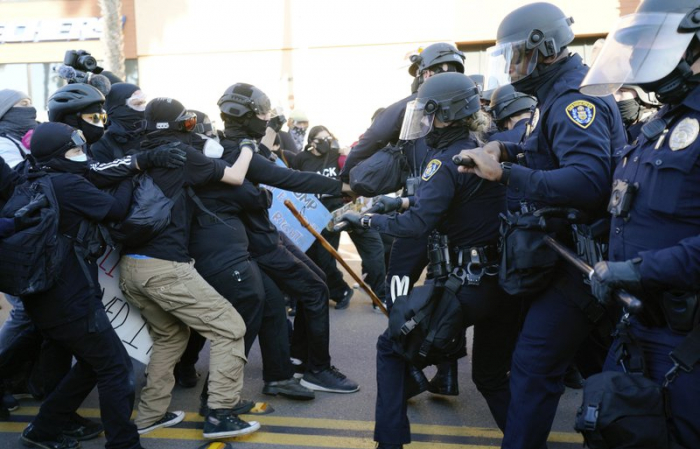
[
  {"xmin": 137, "ymin": 143, "xmax": 187, "ymax": 170},
  {"xmin": 268, "ymin": 115, "xmax": 286, "ymax": 133},
  {"xmin": 591, "ymin": 258, "xmax": 642, "ymax": 305},
  {"xmin": 239, "ymin": 139, "xmax": 258, "ymax": 153},
  {"xmin": 374, "ymin": 195, "xmax": 403, "ymax": 213},
  {"xmin": 338, "ymin": 211, "xmax": 363, "ymax": 229}
]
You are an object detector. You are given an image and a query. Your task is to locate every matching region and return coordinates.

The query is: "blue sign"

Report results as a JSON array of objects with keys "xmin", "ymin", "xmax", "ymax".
[{"xmin": 262, "ymin": 159, "xmax": 332, "ymax": 252}]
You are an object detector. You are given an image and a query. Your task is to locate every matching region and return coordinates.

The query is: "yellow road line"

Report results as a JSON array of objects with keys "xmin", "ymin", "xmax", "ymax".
[{"xmin": 5, "ymin": 407, "xmax": 583, "ymax": 445}]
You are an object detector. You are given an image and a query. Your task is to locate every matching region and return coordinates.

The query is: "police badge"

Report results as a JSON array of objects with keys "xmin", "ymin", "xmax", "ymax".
[
  {"xmin": 566, "ymin": 100, "xmax": 596, "ymax": 129},
  {"xmin": 668, "ymin": 117, "xmax": 699, "ymax": 151},
  {"xmin": 422, "ymin": 159, "xmax": 442, "ymax": 181}
]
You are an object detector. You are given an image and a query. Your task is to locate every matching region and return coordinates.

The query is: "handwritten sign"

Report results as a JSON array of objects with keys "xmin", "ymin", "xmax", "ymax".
[
  {"xmin": 262, "ymin": 159, "xmax": 332, "ymax": 252},
  {"xmin": 97, "ymin": 248, "xmax": 153, "ymax": 365}
]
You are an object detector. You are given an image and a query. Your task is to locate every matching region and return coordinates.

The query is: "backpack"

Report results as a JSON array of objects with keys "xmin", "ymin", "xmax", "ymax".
[
  {"xmin": 388, "ymin": 274, "xmax": 466, "ymax": 368},
  {"xmin": 0, "ymin": 171, "xmax": 70, "ymax": 296},
  {"xmin": 349, "ymin": 144, "xmax": 410, "ymax": 196},
  {"xmin": 108, "ymin": 172, "xmax": 174, "ymax": 247}
]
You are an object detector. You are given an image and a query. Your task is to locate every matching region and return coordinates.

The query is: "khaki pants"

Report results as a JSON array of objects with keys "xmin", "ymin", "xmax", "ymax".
[{"xmin": 119, "ymin": 257, "xmax": 246, "ymax": 428}]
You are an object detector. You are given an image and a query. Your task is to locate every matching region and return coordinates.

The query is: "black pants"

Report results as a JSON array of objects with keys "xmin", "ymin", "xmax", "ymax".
[
  {"xmin": 374, "ymin": 275, "xmax": 520, "ymax": 445},
  {"xmin": 385, "ymin": 236, "xmax": 429, "ymax": 310},
  {"xmin": 257, "ymin": 272, "xmax": 294, "ymax": 382},
  {"xmin": 254, "ymin": 234, "xmax": 331, "ymax": 372},
  {"xmin": 181, "ymin": 259, "xmax": 266, "ymax": 366},
  {"xmin": 32, "ymin": 310, "xmax": 140, "ymax": 449}
]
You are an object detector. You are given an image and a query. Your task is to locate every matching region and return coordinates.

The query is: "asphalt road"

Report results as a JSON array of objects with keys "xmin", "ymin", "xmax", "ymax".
[{"xmin": 0, "ymin": 235, "xmax": 586, "ymax": 449}]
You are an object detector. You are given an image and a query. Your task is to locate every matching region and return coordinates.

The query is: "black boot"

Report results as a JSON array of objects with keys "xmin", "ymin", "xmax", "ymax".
[
  {"xmin": 404, "ymin": 365, "xmax": 428, "ymax": 399},
  {"xmin": 428, "ymin": 361, "xmax": 459, "ymax": 396}
]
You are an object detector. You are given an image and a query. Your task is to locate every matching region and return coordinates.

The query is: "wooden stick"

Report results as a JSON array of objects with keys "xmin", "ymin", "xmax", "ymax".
[{"xmin": 283, "ymin": 199, "xmax": 388, "ymax": 317}]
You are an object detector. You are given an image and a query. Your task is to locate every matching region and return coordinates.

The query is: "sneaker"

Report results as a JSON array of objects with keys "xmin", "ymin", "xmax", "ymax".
[
  {"xmin": 199, "ymin": 398, "xmax": 255, "ymax": 417},
  {"xmin": 203, "ymin": 409, "xmax": 260, "ymax": 439},
  {"xmin": 290, "ymin": 358, "xmax": 306, "ymax": 379},
  {"xmin": 61, "ymin": 414, "xmax": 103, "ymax": 441},
  {"xmin": 137, "ymin": 411, "xmax": 185, "ymax": 435},
  {"xmin": 20, "ymin": 424, "xmax": 79, "ymax": 449},
  {"xmin": 174, "ymin": 362, "xmax": 199, "ymax": 388},
  {"xmin": 301, "ymin": 366, "xmax": 359, "ymax": 393},
  {"xmin": 334, "ymin": 289, "xmax": 354, "ymax": 310},
  {"xmin": 263, "ymin": 378, "xmax": 315, "ymax": 400}
]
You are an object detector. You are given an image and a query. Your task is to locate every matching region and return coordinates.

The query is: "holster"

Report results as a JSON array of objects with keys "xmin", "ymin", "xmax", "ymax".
[{"xmin": 660, "ymin": 291, "xmax": 700, "ymax": 334}]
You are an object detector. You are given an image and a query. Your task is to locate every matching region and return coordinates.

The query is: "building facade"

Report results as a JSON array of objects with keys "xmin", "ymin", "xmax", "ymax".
[{"xmin": 0, "ymin": 0, "xmax": 640, "ymax": 144}]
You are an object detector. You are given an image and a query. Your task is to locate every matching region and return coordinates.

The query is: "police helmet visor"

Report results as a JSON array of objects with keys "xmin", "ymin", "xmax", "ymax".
[
  {"xmin": 580, "ymin": 12, "xmax": 694, "ymax": 96},
  {"xmin": 399, "ymin": 99, "xmax": 435, "ymax": 140},
  {"xmin": 484, "ymin": 40, "xmax": 539, "ymax": 91}
]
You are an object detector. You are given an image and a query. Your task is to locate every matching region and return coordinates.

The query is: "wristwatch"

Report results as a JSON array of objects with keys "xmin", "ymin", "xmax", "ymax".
[
  {"xmin": 360, "ymin": 215, "xmax": 372, "ymax": 229},
  {"xmin": 499, "ymin": 162, "xmax": 513, "ymax": 185}
]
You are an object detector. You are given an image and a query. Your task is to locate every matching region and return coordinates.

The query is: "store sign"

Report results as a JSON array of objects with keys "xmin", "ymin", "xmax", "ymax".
[{"xmin": 0, "ymin": 18, "xmax": 102, "ymax": 43}]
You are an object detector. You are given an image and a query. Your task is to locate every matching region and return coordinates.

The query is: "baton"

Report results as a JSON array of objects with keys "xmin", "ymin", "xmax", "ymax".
[
  {"xmin": 543, "ymin": 235, "xmax": 643, "ymax": 314},
  {"xmin": 284, "ymin": 200, "xmax": 388, "ymax": 316},
  {"xmin": 452, "ymin": 154, "xmax": 476, "ymax": 168},
  {"xmin": 332, "ymin": 202, "xmax": 385, "ymax": 233}
]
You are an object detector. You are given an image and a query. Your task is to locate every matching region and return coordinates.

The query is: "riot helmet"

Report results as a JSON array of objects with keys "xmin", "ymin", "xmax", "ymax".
[
  {"xmin": 484, "ymin": 2, "xmax": 574, "ymax": 91},
  {"xmin": 218, "ymin": 83, "xmax": 272, "ymax": 118},
  {"xmin": 400, "ymin": 72, "xmax": 481, "ymax": 140},
  {"xmin": 486, "ymin": 84, "xmax": 537, "ymax": 121},
  {"xmin": 581, "ymin": 0, "xmax": 700, "ymax": 103},
  {"xmin": 410, "ymin": 42, "xmax": 465, "ymax": 77},
  {"xmin": 48, "ymin": 83, "xmax": 105, "ymax": 123}
]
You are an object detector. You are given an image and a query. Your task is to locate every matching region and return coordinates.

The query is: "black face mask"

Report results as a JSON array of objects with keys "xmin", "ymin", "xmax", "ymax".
[
  {"xmin": 315, "ymin": 140, "xmax": 331, "ymax": 155},
  {"xmin": 616, "ymin": 99, "xmax": 641, "ymax": 127},
  {"xmin": 512, "ymin": 57, "xmax": 569, "ymax": 97},
  {"xmin": 80, "ymin": 122, "xmax": 105, "ymax": 144},
  {"xmin": 246, "ymin": 115, "xmax": 268, "ymax": 139},
  {"xmin": 426, "ymin": 124, "xmax": 469, "ymax": 149}
]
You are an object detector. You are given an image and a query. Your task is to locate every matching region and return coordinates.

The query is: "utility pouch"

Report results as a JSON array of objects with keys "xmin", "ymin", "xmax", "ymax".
[
  {"xmin": 571, "ymin": 218, "xmax": 610, "ymax": 268},
  {"xmin": 660, "ymin": 291, "xmax": 700, "ymax": 334},
  {"xmin": 498, "ymin": 210, "xmax": 558, "ymax": 296}
]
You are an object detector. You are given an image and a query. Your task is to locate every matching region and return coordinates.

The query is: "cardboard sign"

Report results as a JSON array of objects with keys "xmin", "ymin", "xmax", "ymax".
[
  {"xmin": 97, "ymin": 248, "xmax": 153, "ymax": 365},
  {"xmin": 262, "ymin": 159, "xmax": 332, "ymax": 252}
]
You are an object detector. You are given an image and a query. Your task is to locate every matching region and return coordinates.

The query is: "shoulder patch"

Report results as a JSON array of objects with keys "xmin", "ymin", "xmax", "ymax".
[
  {"xmin": 421, "ymin": 159, "xmax": 442, "ymax": 181},
  {"xmin": 565, "ymin": 100, "xmax": 596, "ymax": 129}
]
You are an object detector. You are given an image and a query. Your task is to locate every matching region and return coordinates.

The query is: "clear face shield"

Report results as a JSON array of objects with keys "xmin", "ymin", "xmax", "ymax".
[
  {"xmin": 399, "ymin": 99, "xmax": 435, "ymax": 140},
  {"xmin": 484, "ymin": 39, "xmax": 540, "ymax": 91},
  {"xmin": 580, "ymin": 12, "xmax": 694, "ymax": 96}
]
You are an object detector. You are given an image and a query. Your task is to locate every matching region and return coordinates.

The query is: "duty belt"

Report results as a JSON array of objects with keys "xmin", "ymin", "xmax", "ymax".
[{"xmin": 451, "ymin": 244, "xmax": 499, "ymax": 286}]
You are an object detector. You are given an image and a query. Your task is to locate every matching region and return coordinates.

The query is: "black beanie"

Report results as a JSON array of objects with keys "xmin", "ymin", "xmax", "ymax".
[
  {"xmin": 30, "ymin": 122, "xmax": 79, "ymax": 162},
  {"xmin": 145, "ymin": 97, "xmax": 186, "ymax": 130}
]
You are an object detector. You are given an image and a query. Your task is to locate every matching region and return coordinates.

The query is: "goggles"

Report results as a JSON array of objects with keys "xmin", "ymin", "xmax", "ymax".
[
  {"xmin": 154, "ymin": 110, "xmax": 198, "ymax": 133},
  {"xmin": 55, "ymin": 129, "xmax": 87, "ymax": 155},
  {"xmin": 80, "ymin": 111, "xmax": 108, "ymax": 127}
]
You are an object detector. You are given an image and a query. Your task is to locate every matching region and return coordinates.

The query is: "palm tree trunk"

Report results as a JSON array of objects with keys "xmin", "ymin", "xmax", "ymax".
[{"xmin": 99, "ymin": 0, "xmax": 126, "ymax": 80}]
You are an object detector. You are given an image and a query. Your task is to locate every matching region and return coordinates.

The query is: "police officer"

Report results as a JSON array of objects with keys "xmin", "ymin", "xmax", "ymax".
[
  {"xmin": 486, "ymin": 84, "xmax": 536, "ymax": 145},
  {"xmin": 457, "ymin": 3, "xmax": 626, "ymax": 448},
  {"xmin": 340, "ymin": 72, "xmax": 519, "ymax": 449},
  {"xmin": 613, "ymin": 84, "xmax": 660, "ymax": 143},
  {"xmin": 582, "ymin": 1, "xmax": 700, "ymax": 447},
  {"xmin": 342, "ymin": 42, "xmax": 467, "ymax": 394}
]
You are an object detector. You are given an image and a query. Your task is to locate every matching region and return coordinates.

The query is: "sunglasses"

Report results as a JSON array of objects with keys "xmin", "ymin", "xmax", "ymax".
[{"xmin": 81, "ymin": 111, "xmax": 107, "ymax": 126}]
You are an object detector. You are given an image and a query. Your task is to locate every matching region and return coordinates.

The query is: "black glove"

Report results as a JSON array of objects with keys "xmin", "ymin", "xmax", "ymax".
[
  {"xmin": 268, "ymin": 115, "xmax": 286, "ymax": 133},
  {"xmin": 13, "ymin": 195, "xmax": 48, "ymax": 231},
  {"xmin": 338, "ymin": 211, "xmax": 363, "ymax": 229},
  {"xmin": 591, "ymin": 258, "xmax": 642, "ymax": 305},
  {"xmin": 137, "ymin": 143, "xmax": 187, "ymax": 170},
  {"xmin": 374, "ymin": 195, "xmax": 403, "ymax": 213},
  {"xmin": 239, "ymin": 139, "xmax": 258, "ymax": 153}
]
